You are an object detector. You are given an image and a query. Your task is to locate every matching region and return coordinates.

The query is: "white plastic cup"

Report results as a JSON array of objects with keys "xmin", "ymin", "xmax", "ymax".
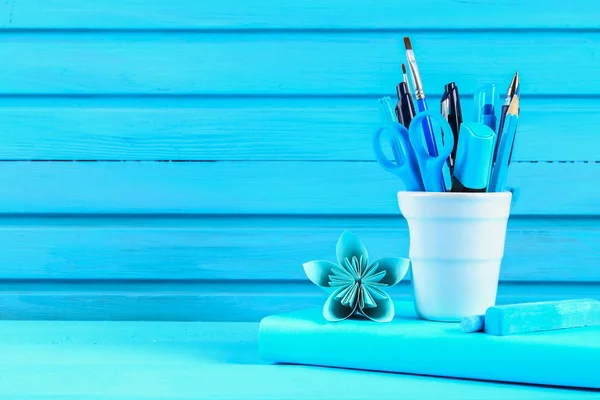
[{"xmin": 397, "ymin": 191, "xmax": 512, "ymax": 322}]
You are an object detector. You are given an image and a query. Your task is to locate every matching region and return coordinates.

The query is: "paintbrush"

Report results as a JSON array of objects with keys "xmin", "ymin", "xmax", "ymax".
[{"xmin": 403, "ymin": 37, "xmax": 438, "ymax": 158}]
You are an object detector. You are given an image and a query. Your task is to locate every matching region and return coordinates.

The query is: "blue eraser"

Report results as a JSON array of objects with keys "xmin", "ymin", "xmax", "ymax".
[
  {"xmin": 485, "ymin": 299, "xmax": 600, "ymax": 336},
  {"xmin": 460, "ymin": 315, "xmax": 485, "ymax": 333}
]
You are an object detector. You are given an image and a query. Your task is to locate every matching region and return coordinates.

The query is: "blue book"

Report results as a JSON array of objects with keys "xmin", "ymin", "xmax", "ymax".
[{"xmin": 259, "ymin": 302, "xmax": 600, "ymax": 389}]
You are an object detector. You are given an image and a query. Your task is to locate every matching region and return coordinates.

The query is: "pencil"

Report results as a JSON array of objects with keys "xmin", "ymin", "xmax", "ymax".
[
  {"xmin": 494, "ymin": 71, "xmax": 519, "ymax": 163},
  {"xmin": 489, "ymin": 95, "xmax": 519, "ymax": 192}
]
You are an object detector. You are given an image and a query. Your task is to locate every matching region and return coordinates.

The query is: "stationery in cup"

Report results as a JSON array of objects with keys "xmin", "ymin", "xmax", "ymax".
[
  {"xmin": 373, "ymin": 37, "xmax": 521, "ymax": 194},
  {"xmin": 372, "ymin": 37, "xmax": 521, "ymax": 321}
]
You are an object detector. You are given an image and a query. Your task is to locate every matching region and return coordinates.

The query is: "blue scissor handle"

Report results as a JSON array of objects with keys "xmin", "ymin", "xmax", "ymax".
[
  {"xmin": 373, "ymin": 122, "xmax": 425, "ymax": 192},
  {"xmin": 408, "ymin": 110, "xmax": 455, "ymax": 192}
]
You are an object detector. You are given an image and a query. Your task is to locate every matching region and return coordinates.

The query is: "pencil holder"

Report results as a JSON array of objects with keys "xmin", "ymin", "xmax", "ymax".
[{"xmin": 397, "ymin": 191, "xmax": 512, "ymax": 322}]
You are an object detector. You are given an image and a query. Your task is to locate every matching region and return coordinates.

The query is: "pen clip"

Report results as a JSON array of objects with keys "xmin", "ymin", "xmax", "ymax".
[{"xmin": 475, "ymin": 84, "xmax": 498, "ymax": 133}]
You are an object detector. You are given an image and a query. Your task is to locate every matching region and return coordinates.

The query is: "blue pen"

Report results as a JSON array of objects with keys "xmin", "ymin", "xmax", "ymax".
[
  {"xmin": 404, "ymin": 37, "xmax": 451, "ymax": 191},
  {"xmin": 489, "ymin": 95, "xmax": 519, "ymax": 192},
  {"xmin": 475, "ymin": 84, "xmax": 497, "ymax": 133}
]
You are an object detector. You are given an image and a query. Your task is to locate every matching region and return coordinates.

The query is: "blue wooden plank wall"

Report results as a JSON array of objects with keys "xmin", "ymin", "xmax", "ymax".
[{"xmin": 0, "ymin": 1, "xmax": 599, "ymax": 321}]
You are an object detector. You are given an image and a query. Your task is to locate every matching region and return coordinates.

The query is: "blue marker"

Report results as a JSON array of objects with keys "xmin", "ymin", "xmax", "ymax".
[{"xmin": 451, "ymin": 122, "xmax": 496, "ymax": 192}]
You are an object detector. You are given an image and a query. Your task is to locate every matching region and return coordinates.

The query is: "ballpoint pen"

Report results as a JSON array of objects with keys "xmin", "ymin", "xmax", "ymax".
[
  {"xmin": 404, "ymin": 37, "xmax": 451, "ymax": 191},
  {"xmin": 494, "ymin": 72, "xmax": 519, "ymax": 163}
]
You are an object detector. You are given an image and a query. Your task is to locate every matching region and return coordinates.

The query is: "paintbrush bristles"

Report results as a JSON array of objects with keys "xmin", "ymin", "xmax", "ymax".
[
  {"xmin": 403, "ymin": 37, "xmax": 412, "ymax": 50},
  {"xmin": 402, "ymin": 63, "xmax": 407, "ymax": 74}
]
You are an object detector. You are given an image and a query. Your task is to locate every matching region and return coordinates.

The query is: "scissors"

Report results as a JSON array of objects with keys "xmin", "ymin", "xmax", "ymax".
[{"xmin": 373, "ymin": 104, "xmax": 455, "ymax": 192}]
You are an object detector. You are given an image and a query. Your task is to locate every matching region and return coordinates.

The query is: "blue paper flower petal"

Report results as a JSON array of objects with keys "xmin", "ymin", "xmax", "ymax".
[
  {"xmin": 323, "ymin": 288, "xmax": 357, "ymax": 322},
  {"xmin": 368, "ymin": 257, "xmax": 410, "ymax": 287},
  {"xmin": 360, "ymin": 292, "xmax": 395, "ymax": 323},
  {"xmin": 302, "ymin": 260, "xmax": 339, "ymax": 287},
  {"xmin": 336, "ymin": 231, "xmax": 369, "ymax": 271}
]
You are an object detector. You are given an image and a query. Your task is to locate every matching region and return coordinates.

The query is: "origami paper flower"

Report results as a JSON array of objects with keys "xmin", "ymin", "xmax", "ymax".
[{"xmin": 303, "ymin": 230, "xmax": 410, "ymax": 323}]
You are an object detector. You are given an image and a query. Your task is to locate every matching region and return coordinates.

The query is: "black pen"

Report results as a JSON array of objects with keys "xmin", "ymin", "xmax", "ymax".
[
  {"xmin": 440, "ymin": 82, "xmax": 462, "ymax": 170},
  {"xmin": 395, "ymin": 64, "xmax": 416, "ymax": 128}
]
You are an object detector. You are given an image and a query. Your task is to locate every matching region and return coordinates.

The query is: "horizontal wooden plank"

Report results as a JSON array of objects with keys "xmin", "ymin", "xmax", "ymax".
[
  {"xmin": 0, "ymin": 216, "xmax": 598, "ymax": 282},
  {"xmin": 3, "ymin": 0, "xmax": 599, "ymax": 30},
  {"xmin": 0, "ymin": 97, "xmax": 595, "ymax": 162},
  {"xmin": 0, "ymin": 281, "xmax": 598, "ymax": 321},
  {"xmin": 0, "ymin": 162, "xmax": 595, "ymax": 215},
  {"xmin": 0, "ymin": 322, "xmax": 587, "ymax": 400},
  {"xmin": 1, "ymin": 32, "xmax": 599, "ymax": 95}
]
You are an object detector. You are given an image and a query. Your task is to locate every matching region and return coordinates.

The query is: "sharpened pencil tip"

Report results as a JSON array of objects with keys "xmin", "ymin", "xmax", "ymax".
[
  {"xmin": 508, "ymin": 93, "xmax": 519, "ymax": 115},
  {"xmin": 403, "ymin": 37, "xmax": 412, "ymax": 50},
  {"xmin": 401, "ymin": 63, "xmax": 407, "ymax": 74}
]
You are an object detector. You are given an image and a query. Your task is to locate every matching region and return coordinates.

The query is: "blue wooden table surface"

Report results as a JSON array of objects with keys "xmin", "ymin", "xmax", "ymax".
[{"xmin": 1, "ymin": 320, "xmax": 599, "ymax": 400}]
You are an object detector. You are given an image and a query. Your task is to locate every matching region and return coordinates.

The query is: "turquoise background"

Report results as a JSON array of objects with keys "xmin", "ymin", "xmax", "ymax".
[{"xmin": 0, "ymin": 0, "xmax": 599, "ymax": 321}]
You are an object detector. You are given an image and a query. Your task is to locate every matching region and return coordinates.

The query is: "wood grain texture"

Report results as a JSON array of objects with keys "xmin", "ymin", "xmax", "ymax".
[
  {"xmin": 0, "ymin": 97, "xmax": 596, "ymax": 162},
  {"xmin": 0, "ymin": 216, "xmax": 598, "ymax": 281},
  {"xmin": 0, "ymin": 281, "xmax": 599, "ymax": 322},
  {"xmin": 1, "ymin": 32, "xmax": 599, "ymax": 95},
  {"xmin": 0, "ymin": 322, "xmax": 592, "ymax": 400},
  {"xmin": 0, "ymin": 161, "xmax": 595, "ymax": 215},
  {"xmin": 0, "ymin": 0, "xmax": 598, "ymax": 340},
  {"xmin": 2, "ymin": 0, "xmax": 599, "ymax": 30}
]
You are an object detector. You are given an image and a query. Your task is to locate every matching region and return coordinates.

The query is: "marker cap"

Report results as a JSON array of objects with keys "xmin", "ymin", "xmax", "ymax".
[{"xmin": 453, "ymin": 122, "xmax": 496, "ymax": 191}]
